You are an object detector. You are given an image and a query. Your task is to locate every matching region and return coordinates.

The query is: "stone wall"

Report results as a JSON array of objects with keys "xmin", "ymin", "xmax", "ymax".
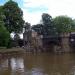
[
  {"xmin": 61, "ymin": 33, "xmax": 70, "ymax": 52},
  {"xmin": 23, "ymin": 31, "xmax": 73, "ymax": 53}
]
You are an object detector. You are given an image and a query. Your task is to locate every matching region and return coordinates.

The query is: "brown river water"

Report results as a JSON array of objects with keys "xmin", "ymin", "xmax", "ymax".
[{"xmin": 0, "ymin": 53, "xmax": 75, "ymax": 75}]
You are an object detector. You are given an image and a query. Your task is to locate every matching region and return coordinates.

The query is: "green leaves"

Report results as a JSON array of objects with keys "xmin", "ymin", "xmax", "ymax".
[
  {"xmin": 53, "ymin": 16, "xmax": 73, "ymax": 33},
  {"xmin": 42, "ymin": 13, "xmax": 57, "ymax": 36},
  {"xmin": 0, "ymin": 16, "xmax": 10, "ymax": 47},
  {"xmin": 32, "ymin": 13, "xmax": 58, "ymax": 37},
  {"xmin": 32, "ymin": 24, "xmax": 43, "ymax": 34},
  {"xmin": 3, "ymin": 1, "xmax": 24, "ymax": 33}
]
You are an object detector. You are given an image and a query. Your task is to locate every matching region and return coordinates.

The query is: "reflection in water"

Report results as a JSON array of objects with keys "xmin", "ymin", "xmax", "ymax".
[
  {"xmin": 10, "ymin": 58, "xmax": 25, "ymax": 75},
  {"xmin": 31, "ymin": 68, "xmax": 46, "ymax": 75},
  {"xmin": 0, "ymin": 59, "xmax": 8, "ymax": 71},
  {"xmin": 0, "ymin": 53, "xmax": 75, "ymax": 75}
]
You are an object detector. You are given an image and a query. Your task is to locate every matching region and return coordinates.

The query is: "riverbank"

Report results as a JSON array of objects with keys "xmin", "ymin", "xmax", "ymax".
[
  {"xmin": 0, "ymin": 47, "xmax": 74, "ymax": 54},
  {"xmin": 0, "ymin": 47, "xmax": 24, "ymax": 54}
]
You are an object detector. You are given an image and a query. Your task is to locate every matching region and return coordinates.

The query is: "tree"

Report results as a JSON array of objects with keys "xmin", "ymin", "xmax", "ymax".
[
  {"xmin": 0, "ymin": 22, "xmax": 10, "ymax": 47},
  {"xmin": 0, "ymin": 6, "xmax": 10, "ymax": 47},
  {"xmin": 41, "ymin": 13, "xmax": 59, "ymax": 51},
  {"xmin": 3, "ymin": 0, "xmax": 25, "ymax": 33},
  {"xmin": 32, "ymin": 24, "xmax": 43, "ymax": 34},
  {"xmin": 32, "ymin": 13, "xmax": 58, "ymax": 37},
  {"xmin": 71, "ymin": 19, "xmax": 75, "ymax": 32},
  {"xmin": 42, "ymin": 13, "xmax": 57, "ymax": 37},
  {"xmin": 53, "ymin": 16, "xmax": 73, "ymax": 34}
]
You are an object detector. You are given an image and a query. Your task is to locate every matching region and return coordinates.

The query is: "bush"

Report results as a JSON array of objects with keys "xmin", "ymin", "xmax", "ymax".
[{"xmin": 0, "ymin": 21, "xmax": 10, "ymax": 47}]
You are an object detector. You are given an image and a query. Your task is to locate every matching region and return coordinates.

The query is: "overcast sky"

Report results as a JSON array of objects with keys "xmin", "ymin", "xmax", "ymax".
[{"xmin": 1, "ymin": 0, "xmax": 75, "ymax": 25}]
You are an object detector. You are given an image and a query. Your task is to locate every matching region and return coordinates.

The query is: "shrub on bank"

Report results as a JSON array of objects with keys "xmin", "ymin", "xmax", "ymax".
[{"xmin": 0, "ymin": 22, "xmax": 10, "ymax": 47}]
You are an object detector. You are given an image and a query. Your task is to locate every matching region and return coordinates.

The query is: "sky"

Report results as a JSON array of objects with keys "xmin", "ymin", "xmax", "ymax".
[
  {"xmin": 0, "ymin": 0, "xmax": 75, "ymax": 25},
  {"xmin": 1, "ymin": 0, "xmax": 75, "ymax": 38}
]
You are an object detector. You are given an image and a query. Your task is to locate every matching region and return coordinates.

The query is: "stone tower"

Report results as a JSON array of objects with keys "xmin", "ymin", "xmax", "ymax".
[{"xmin": 23, "ymin": 22, "xmax": 32, "ymax": 47}]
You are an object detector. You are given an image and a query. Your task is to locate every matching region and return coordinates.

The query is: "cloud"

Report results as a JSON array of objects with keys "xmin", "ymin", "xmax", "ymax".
[
  {"xmin": 22, "ymin": 0, "xmax": 75, "ymax": 25},
  {"xmin": 22, "ymin": 8, "xmax": 42, "ymax": 25},
  {"xmin": 22, "ymin": 0, "xmax": 49, "ymax": 25}
]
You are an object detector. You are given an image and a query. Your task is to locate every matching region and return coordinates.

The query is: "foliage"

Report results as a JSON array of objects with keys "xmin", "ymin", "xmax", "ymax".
[
  {"xmin": 6, "ymin": 38, "xmax": 13, "ymax": 48},
  {"xmin": 53, "ymin": 16, "xmax": 73, "ymax": 33},
  {"xmin": 0, "ymin": 6, "xmax": 5, "ymax": 21},
  {"xmin": 71, "ymin": 19, "xmax": 75, "ymax": 32},
  {"xmin": 0, "ymin": 17, "xmax": 10, "ymax": 47},
  {"xmin": 3, "ymin": 0, "xmax": 25, "ymax": 33},
  {"xmin": 32, "ymin": 13, "xmax": 58, "ymax": 37},
  {"xmin": 32, "ymin": 24, "xmax": 43, "ymax": 34},
  {"xmin": 42, "ymin": 13, "xmax": 58, "ymax": 36},
  {"xmin": 0, "ymin": 6, "xmax": 10, "ymax": 47}
]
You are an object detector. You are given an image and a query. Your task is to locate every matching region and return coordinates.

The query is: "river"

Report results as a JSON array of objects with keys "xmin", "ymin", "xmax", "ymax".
[{"xmin": 0, "ymin": 53, "xmax": 75, "ymax": 75}]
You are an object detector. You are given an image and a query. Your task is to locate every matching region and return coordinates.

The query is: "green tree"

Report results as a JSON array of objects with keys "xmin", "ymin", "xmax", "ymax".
[
  {"xmin": 32, "ymin": 24, "xmax": 43, "ymax": 34},
  {"xmin": 0, "ymin": 6, "xmax": 10, "ymax": 47},
  {"xmin": 53, "ymin": 16, "xmax": 73, "ymax": 34},
  {"xmin": 0, "ymin": 6, "xmax": 5, "ymax": 21},
  {"xmin": 3, "ymin": 0, "xmax": 25, "ymax": 33},
  {"xmin": 32, "ymin": 13, "xmax": 58, "ymax": 36},
  {"xmin": 0, "ymin": 22, "xmax": 10, "ymax": 47},
  {"xmin": 71, "ymin": 19, "xmax": 75, "ymax": 32},
  {"xmin": 42, "ymin": 13, "xmax": 57, "ymax": 37}
]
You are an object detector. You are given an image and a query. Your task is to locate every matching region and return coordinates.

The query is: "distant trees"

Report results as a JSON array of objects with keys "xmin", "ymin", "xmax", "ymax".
[
  {"xmin": 42, "ymin": 13, "xmax": 57, "ymax": 37},
  {"xmin": 32, "ymin": 13, "xmax": 58, "ymax": 37},
  {"xmin": 32, "ymin": 24, "xmax": 43, "ymax": 34},
  {"xmin": 32, "ymin": 15, "xmax": 75, "ymax": 36},
  {"xmin": 53, "ymin": 16, "xmax": 73, "ymax": 34},
  {"xmin": 71, "ymin": 19, "xmax": 75, "ymax": 32}
]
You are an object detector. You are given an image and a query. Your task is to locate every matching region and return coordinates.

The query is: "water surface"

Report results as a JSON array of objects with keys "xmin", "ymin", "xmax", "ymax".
[{"xmin": 0, "ymin": 53, "xmax": 75, "ymax": 75}]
